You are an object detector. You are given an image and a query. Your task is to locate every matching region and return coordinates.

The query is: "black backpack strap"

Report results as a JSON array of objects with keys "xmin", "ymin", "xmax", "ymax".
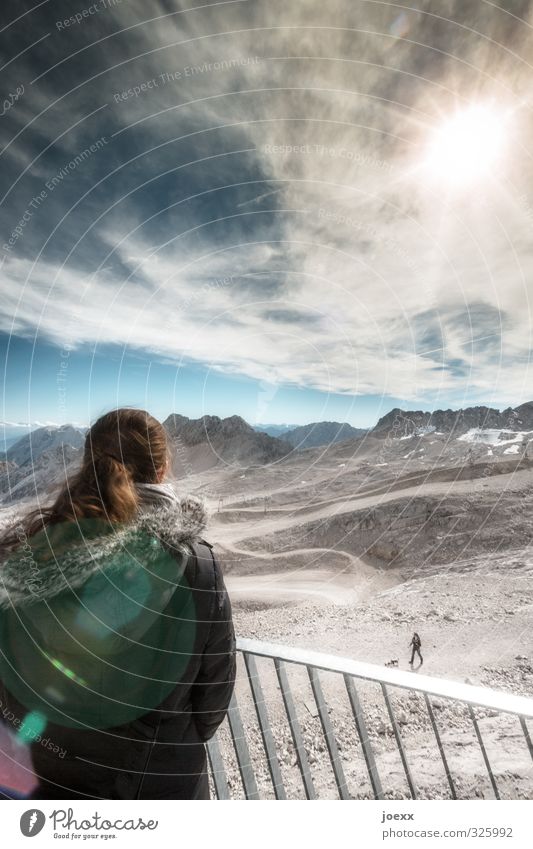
[{"xmin": 188, "ymin": 539, "xmax": 225, "ymax": 617}]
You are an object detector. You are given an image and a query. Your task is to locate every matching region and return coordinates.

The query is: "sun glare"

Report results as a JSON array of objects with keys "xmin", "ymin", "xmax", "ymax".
[{"xmin": 424, "ymin": 105, "xmax": 506, "ymax": 185}]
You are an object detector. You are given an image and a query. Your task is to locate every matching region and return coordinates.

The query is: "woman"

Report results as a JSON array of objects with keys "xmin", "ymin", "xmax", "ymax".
[{"xmin": 0, "ymin": 408, "xmax": 236, "ymax": 799}]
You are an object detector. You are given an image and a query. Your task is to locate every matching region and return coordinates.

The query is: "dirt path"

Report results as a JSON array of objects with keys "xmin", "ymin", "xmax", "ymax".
[
  {"xmin": 221, "ymin": 541, "xmax": 401, "ymax": 606},
  {"xmin": 227, "ymin": 568, "xmax": 362, "ymax": 605},
  {"xmin": 211, "ymin": 466, "xmax": 533, "ymax": 546}
]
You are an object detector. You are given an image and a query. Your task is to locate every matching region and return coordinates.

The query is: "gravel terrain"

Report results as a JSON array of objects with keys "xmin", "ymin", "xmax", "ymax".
[
  {"xmin": 2, "ymin": 428, "xmax": 533, "ymax": 799},
  {"xmin": 196, "ymin": 433, "xmax": 533, "ymax": 799}
]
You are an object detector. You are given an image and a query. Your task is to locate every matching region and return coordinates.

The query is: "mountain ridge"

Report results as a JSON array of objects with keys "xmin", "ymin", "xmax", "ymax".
[
  {"xmin": 3, "ymin": 403, "xmax": 533, "ymax": 478},
  {"xmin": 163, "ymin": 413, "xmax": 291, "ymax": 470},
  {"xmin": 372, "ymin": 402, "xmax": 533, "ymax": 438},
  {"xmin": 1, "ymin": 424, "xmax": 86, "ymax": 467},
  {"xmin": 281, "ymin": 421, "xmax": 367, "ymax": 449}
]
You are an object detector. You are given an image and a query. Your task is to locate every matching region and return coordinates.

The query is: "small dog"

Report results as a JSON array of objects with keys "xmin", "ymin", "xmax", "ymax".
[{"xmin": 384, "ymin": 659, "xmax": 399, "ymax": 667}]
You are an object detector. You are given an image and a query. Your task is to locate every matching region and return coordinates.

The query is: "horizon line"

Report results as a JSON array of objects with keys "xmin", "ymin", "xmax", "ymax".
[{"xmin": 2, "ymin": 398, "xmax": 532, "ymax": 436}]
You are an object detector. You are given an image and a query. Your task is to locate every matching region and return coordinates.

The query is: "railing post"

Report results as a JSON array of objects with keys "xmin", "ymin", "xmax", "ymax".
[
  {"xmin": 520, "ymin": 716, "xmax": 533, "ymax": 764},
  {"xmin": 424, "ymin": 694, "xmax": 457, "ymax": 799},
  {"xmin": 243, "ymin": 652, "xmax": 286, "ymax": 799},
  {"xmin": 468, "ymin": 705, "xmax": 500, "ymax": 799},
  {"xmin": 206, "ymin": 734, "xmax": 231, "ymax": 800},
  {"xmin": 344, "ymin": 674, "xmax": 384, "ymax": 799},
  {"xmin": 308, "ymin": 666, "xmax": 351, "ymax": 799},
  {"xmin": 226, "ymin": 692, "xmax": 260, "ymax": 799},
  {"xmin": 275, "ymin": 657, "xmax": 317, "ymax": 799},
  {"xmin": 380, "ymin": 682, "xmax": 416, "ymax": 799}
]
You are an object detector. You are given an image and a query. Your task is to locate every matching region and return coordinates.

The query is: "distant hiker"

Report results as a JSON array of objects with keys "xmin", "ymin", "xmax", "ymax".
[{"xmin": 409, "ymin": 632, "xmax": 423, "ymax": 666}]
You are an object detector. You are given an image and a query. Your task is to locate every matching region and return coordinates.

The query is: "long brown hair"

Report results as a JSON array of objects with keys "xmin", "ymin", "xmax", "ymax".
[{"xmin": 0, "ymin": 408, "xmax": 170, "ymax": 554}]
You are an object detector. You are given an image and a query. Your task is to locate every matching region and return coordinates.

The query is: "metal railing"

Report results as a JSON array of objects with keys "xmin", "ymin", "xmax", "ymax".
[{"xmin": 207, "ymin": 638, "xmax": 533, "ymax": 800}]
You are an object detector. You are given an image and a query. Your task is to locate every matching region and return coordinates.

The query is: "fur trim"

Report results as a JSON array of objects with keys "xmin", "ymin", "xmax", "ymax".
[
  {"xmin": 0, "ymin": 490, "xmax": 207, "ymax": 609},
  {"xmin": 137, "ymin": 493, "xmax": 208, "ymax": 547}
]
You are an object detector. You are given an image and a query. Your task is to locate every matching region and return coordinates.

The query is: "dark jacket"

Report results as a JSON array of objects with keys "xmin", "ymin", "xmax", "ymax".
[{"xmin": 0, "ymin": 484, "xmax": 236, "ymax": 799}]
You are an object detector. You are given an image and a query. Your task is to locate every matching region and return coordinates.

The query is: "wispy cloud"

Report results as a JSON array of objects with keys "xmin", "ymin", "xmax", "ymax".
[{"xmin": 1, "ymin": 0, "xmax": 532, "ymax": 408}]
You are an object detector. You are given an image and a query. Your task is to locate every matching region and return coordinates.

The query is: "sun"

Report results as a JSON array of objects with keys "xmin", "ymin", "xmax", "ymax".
[{"xmin": 424, "ymin": 105, "xmax": 506, "ymax": 185}]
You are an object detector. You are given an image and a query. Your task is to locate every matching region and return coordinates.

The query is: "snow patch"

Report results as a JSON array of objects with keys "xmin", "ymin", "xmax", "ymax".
[
  {"xmin": 504, "ymin": 444, "xmax": 520, "ymax": 455},
  {"xmin": 458, "ymin": 428, "xmax": 532, "ymax": 446}
]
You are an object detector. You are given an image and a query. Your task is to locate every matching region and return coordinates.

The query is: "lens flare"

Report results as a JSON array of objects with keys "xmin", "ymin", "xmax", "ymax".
[
  {"xmin": 43, "ymin": 651, "xmax": 88, "ymax": 687},
  {"xmin": 424, "ymin": 105, "xmax": 506, "ymax": 185},
  {"xmin": 16, "ymin": 711, "xmax": 47, "ymax": 744}
]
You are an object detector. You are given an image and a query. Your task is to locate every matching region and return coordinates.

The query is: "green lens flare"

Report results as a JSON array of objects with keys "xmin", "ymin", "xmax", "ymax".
[
  {"xmin": 16, "ymin": 710, "xmax": 47, "ymax": 744},
  {"xmin": 1, "ymin": 520, "xmax": 196, "ymax": 729},
  {"xmin": 43, "ymin": 651, "xmax": 88, "ymax": 687}
]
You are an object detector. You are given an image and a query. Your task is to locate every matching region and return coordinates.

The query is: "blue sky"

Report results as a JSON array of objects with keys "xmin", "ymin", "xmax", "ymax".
[
  {"xmin": 0, "ymin": 331, "xmax": 410, "ymax": 429},
  {"xmin": 1, "ymin": 0, "xmax": 532, "ymax": 431}
]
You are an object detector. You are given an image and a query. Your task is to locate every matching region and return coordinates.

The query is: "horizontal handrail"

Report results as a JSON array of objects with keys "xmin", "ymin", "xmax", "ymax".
[{"xmin": 236, "ymin": 637, "xmax": 533, "ymax": 719}]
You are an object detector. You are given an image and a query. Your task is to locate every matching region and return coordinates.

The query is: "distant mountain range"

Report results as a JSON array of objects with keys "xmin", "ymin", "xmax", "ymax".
[
  {"xmin": 2, "ymin": 403, "xmax": 533, "ymax": 504},
  {"xmin": 1, "ymin": 436, "xmax": 24, "ymax": 453},
  {"xmin": 372, "ymin": 402, "xmax": 533, "ymax": 438},
  {"xmin": 0, "ymin": 425, "xmax": 85, "ymax": 503},
  {"xmin": 0, "ymin": 444, "xmax": 82, "ymax": 503},
  {"xmin": 278, "ymin": 421, "xmax": 367, "ymax": 449},
  {"xmin": 1, "ymin": 432, "xmax": 28, "ymax": 453},
  {"xmin": 0, "ymin": 421, "xmax": 86, "ymax": 454},
  {"xmin": 253, "ymin": 423, "xmax": 298, "ymax": 438},
  {"xmin": 253, "ymin": 421, "xmax": 367, "ymax": 447},
  {"xmin": 2, "ymin": 424, "xmax": 85, "ymax": 467}
]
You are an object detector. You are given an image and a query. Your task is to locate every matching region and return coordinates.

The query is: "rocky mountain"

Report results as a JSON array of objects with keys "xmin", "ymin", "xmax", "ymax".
[
  {"xmin": 0, "ymin": 424, "xmax": 85, "ymax": 504},
  {"xmin": 163, "ymin": 413, "xmax": 291, "ymax": 472},
  {"xmin": 1, "ymin": 424, "xmax": 85, "ymax": 467},
  {"xmin": 280, "ymin": 421, "xmax": 367, "ymax": 449},
  {"xmin": 0, "ymin": 444, "xmax": 82, "ymax": 503},
  {"xmin": 0, "ymin": 423, "xmax": 35, "ymax": 454},
  {"xmin": 0, "ymin": 461, "xmax": 15, "ymax": 480},
  {"xmin": 372, "ymin": 402, "xmax": 533, "ymax": 438},
  {"xmin": 1, "ymin": 434, "xmax": 26, "ymax": 453},
  {"xmin": 253, "ymin": 423, "xmax": 298, "ymax": 438}
]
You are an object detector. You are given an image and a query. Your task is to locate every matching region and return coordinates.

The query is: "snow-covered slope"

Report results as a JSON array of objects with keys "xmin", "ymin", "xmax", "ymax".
[{"xmin": 458, "ymin": 428, "xmax": 533, "ymax": 446}]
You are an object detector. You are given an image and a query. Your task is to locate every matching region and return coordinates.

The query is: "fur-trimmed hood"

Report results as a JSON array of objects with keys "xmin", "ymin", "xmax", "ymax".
[
  {"xmin": 0, "ymin": 483, "xmax": 208, "ymax": 610},
  {"xmin": 0, "ymin": 484, "xmax": 212, "ymax": 731}
]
